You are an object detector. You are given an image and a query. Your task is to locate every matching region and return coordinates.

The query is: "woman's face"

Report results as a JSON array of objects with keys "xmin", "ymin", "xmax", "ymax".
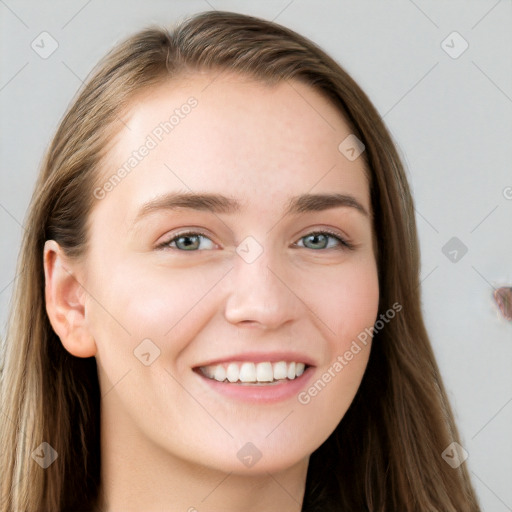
[{"xmin": 80, "ymin": 72, "xmax": 379, "ymax": 474}]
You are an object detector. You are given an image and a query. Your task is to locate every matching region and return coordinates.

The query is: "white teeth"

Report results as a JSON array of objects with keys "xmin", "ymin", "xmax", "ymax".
[
  {"xmin": 226, "ymin": 363, "xmax": 239, "ymax": 383},
  {"xmin": 287, "ymin": 362, "xmax": 296, "ymax": 380},
  {"xmin": 256, "ymin": 362, "xmax": 273, "ymax": 382},
  {"xmin": 213, "ymin": 365, "xmax": 227, "ymax": 382},
  {"xmin": 239, "ymin": 362, "xmax": 256, "ymax": 382},
  {"xmin": 199, "ymin": 360, "xmax": 308, "ymax": 383},
  {"xmin": 272, "ymin": 361, "xmax": 288, "ymax": 380}
]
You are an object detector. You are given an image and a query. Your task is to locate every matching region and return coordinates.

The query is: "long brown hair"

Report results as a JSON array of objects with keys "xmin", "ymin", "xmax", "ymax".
[{"xmin": 0, "ymin": 10, "xmax": 481, "ymax": 511}]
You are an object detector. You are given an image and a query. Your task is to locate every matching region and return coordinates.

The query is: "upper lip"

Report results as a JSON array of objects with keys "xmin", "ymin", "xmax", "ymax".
[{"xmin": 193, "ymin": 351, "xmax": 317, "ymax": 368}]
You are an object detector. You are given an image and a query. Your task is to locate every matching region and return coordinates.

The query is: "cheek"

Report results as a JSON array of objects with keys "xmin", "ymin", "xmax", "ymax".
[
  {"xmin": 302, "ymin": 256, "xmax": 380, "ymax": 349},
  {"xmin": 333, "ymin": 266, "xmax": 380, "ymax": 349},
  {"xmin": 329, "ymin": 261, "xmax": 379, "ymax": 381},
  {"xmin": 296, "ymin": 258, "xmax": 379, "ymax": 411},
  {"xmin": 84, "ymin": 256, "xmax": 229, "ymax": 359}
]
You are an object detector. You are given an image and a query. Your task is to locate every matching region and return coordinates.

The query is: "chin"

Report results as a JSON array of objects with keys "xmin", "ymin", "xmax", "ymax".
[{"xmin": 208, "ymin": 445, "xmax": 310, "ymax": 476}]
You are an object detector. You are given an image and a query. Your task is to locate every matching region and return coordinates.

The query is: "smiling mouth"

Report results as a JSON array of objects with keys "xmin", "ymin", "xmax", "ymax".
[{"xmin": 194, "ymin": 361, "xmax": 311, "ymax": 385}]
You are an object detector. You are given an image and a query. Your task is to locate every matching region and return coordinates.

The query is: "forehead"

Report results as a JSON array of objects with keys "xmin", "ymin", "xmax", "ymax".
[{"xmin": 94, "ymin": 72, "xmax": 370, "ymax": 220}]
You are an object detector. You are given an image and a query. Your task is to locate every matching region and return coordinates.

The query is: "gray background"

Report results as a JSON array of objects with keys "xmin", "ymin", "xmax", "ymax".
[{"xmin": 1, "ymin": 1, "xmax": 511, "ymax": 509}]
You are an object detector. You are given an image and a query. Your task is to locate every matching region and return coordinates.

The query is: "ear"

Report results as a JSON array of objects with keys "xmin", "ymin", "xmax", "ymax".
[{"xmin": 43, "ymin": 240, "xmax": 97, "ymax": 358}]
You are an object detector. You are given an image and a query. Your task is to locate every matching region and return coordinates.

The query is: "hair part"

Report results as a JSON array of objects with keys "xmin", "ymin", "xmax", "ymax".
[{"xmin": 0, "ymin": 10, "xmax": 480, "ymax": 511}]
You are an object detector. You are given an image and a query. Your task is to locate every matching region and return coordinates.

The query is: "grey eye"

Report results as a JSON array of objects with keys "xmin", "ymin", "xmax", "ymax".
[
  {"xmin": 298, "ymin": 233, "xmax": 342, "ymax": 250},
  {"xmin": 168, "ymin": 233, "xmax": 215, "ymax": 251}
]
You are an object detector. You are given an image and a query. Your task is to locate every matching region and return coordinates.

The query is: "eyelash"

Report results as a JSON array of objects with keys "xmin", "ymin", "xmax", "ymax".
[{"xmin": 156, "ymin": 229, "xmax": 354, "ymax": 251}]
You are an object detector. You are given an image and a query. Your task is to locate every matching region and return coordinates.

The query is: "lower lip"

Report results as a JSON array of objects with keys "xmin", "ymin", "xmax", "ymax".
[{"xmin": 195, "ymin": 367, "xmax": 315, "ymax": 404}]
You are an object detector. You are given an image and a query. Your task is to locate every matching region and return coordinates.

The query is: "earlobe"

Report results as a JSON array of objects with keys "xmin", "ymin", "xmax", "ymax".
[{"xmin": 43, "ymin": 240, "xmax": 97, "ymax": 358}]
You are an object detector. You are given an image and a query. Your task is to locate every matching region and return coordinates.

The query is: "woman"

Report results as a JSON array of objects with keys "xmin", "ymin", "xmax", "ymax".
[{"xmin": 0, "ymin": 10, "xmax": 481, "ymax": 512}]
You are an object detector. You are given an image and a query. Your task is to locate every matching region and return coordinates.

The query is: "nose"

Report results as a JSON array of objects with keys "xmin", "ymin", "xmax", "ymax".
[{"xmin": 223, "ymin": 248, "xmax": 301, "ymax": 330}]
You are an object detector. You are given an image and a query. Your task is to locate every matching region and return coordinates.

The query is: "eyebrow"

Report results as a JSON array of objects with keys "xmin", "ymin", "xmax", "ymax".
[{"xmin": 134, "ymin": 191, "xmax": 369, "ymax": 223}]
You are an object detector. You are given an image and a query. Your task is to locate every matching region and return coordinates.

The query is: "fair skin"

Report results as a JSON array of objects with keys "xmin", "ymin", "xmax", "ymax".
[{"xmin": 44, "ymin": 72, "xmax": 379, "ymax": 512}]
